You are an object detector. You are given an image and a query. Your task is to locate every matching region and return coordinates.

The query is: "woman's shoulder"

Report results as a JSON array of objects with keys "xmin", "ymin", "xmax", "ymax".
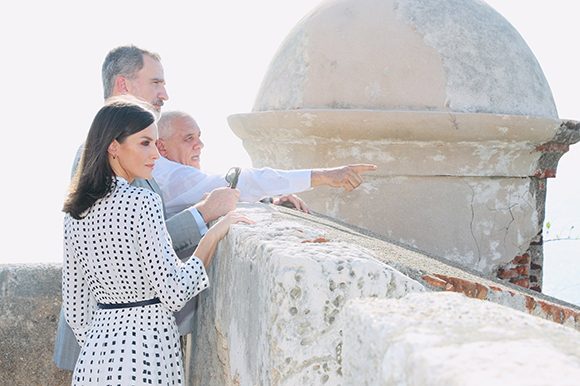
[
  {"xmin": 115, "ymin": 184, "xmax": 164, "ymax": 217},
  {"xmin": 118, "ymin": 183, "xmax": 161, "ymax": 204}
]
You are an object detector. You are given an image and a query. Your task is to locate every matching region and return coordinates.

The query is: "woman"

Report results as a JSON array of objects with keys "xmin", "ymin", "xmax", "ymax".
[{"xmin": 62, "ymin": 98, "xmax": 251, "ymax": 385}]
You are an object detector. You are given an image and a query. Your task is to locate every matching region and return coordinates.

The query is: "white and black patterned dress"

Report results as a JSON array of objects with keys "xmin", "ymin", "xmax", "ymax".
[{"xmin": 62, "ymin": 177, "xmax": 208, "ymax": 385}]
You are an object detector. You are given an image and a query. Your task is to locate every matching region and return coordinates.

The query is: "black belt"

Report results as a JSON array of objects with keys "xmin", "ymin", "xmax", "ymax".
[{"xmin": 97, "ymin": 297, "xmax": 161, "ymax": 309}]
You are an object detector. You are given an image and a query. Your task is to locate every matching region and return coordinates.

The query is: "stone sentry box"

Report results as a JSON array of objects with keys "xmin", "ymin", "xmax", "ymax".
[{"xmin": 228, "ymin": 0, "xmax": 580, "ymax": 289}]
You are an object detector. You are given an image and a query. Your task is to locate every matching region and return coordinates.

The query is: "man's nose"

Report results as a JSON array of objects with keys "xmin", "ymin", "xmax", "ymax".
[{"xmin": 159, "ymin": 86, "xmax": 169, "ymax": 101}]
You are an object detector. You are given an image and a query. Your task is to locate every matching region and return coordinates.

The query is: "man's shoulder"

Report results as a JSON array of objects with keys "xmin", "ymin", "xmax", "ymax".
[{"xmin": 131, "ymin": 178, "xmax": 151, "ymax": 189}]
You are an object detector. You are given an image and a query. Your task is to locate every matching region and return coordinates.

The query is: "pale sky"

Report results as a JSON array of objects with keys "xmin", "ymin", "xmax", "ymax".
[{"xmin": 1, "ymin": 1, "xmax": 578, "ymax": 303}]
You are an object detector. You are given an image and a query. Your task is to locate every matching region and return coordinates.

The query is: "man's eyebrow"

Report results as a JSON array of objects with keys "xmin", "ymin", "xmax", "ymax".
[{"xmin": 151, "ymin": 77, "xmax": 165, "ymax": 82}]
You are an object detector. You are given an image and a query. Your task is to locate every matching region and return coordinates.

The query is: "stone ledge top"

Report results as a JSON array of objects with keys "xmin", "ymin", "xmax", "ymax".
[
  {"xmin": 229, "ymin": 109, "xmax": 563, "ymax": 143},
  {"xmin": 271, "ymin": 204, "xmax": 580, "ymax": 328}
]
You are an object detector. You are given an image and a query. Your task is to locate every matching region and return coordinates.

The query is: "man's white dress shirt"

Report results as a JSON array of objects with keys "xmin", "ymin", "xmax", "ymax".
[{"xmin": 152, "ymin": 156, "xmax": 312, "ymax": 219}]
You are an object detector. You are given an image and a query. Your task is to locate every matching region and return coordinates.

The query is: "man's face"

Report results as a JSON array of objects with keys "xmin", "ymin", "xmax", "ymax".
[
  {"xmin": 161, "ymin": 116, "xmax": 204, "ymax": 169},
  {"xmin": 124, "ymin": 55, "xmax": 168, "ymax": 111}
]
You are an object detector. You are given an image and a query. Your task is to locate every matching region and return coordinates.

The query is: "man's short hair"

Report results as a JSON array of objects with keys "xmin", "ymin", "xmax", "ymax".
[
  {"xmin": 158, "ymin": 111, "xmax": 193, "ymax": 139},
  {"xmin": 101, "ymin": 45, "xmax": 161, "ymax": 99}
]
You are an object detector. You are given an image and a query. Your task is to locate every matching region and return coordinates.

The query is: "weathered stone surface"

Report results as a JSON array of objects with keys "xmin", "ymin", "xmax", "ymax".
[
  {"xmin": 2, "ymin": 204, "xmax": 579, "ymax": 385},
  {"xmin": 302, "ymin": 176, "xmax": 541, "ymax": 275},
  {"xmin": 341, "ymin": 292, "xmax": 580, "ymax": 385},
  {"xmin": 229, "ymin": 0, "xmax": 579, "ymax": 284},
  {"xmin": 188, "ymin": 205, "xmax": 425, "ymax": 386},
  {"xmin": 252, "ymin": 0, "xmax": 556, "ymax": 117},
  {"xmin": 280, "ymin": 207, "xmax": 580, "ymax": 330},
  {"xmin": 0, "ymin": 264, "xmax": 71, "ymax": 386}
]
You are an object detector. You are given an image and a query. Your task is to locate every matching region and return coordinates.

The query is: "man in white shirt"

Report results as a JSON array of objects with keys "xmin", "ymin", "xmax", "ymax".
[{"xmin": 154, "ymin": 110, "xmax": 377, "ymax": 219}]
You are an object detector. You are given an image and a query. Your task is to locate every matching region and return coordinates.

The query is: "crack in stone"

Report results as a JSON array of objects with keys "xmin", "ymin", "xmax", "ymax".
[
  {"xmin": 466, "ymin": 183, "xmax": 482, "ymax": 264},
  {"xmin": 503, "ymin": 204, "xmax": 516, "ymax": 247}
]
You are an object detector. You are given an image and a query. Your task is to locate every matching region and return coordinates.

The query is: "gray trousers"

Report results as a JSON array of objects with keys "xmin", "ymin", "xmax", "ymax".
[{"xmin": 52, "ymin": 309, "xmax": 80, "ymax": 370}]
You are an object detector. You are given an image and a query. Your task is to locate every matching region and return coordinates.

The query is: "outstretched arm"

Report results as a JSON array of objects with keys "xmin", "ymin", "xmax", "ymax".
[
  {"xmin": 261, "ymin": 164, "xmax": 377, "ymax": 213},
  {"xmin": 311, "ymin": 164, "xmax": 377, "ymax": 192}
]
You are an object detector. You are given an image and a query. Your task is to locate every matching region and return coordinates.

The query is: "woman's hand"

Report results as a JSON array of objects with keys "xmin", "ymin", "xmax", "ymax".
[
  {"xmin": 207, "ymin": 211, "xmax": 255, "ymax": 241},
  {"xmin": 193, "ymin": 210, "xmax": 255, "ymax": 267}
]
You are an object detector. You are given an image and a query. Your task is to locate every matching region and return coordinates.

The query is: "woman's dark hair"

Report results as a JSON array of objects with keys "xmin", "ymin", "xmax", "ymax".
[{"xmin": 63, "ymin": 98, "xmax": 156, "ymax": 219}]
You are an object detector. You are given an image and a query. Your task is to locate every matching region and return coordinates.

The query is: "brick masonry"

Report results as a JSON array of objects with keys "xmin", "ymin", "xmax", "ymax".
[
  {"xmin": 422, "ymin": 273, "xmax": 580, "ymax": 330},
  {"xmin": 497, "ymin": 252, "xmax": 534, "ymax": 290}
]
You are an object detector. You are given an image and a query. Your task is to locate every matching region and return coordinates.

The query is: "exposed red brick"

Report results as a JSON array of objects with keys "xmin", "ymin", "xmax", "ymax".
[
  {"xmin": 511, "ymin": 278, "xmax": 530, "ymax": 288},
  {"xmin": 562, "ymin": 309, "xmax": 576, "ymax": 323},
  {"xmin": 490, "ymin": 284, "xmax": 517, "ymax": 297},
  {"xmin": 513, "ymin": 254, "xmax": 530, "ymax": 265},
  {"xmin": 539, "ymin": 301, "xmax": 564, "ymax": 323},
  {"xmin": 535, "ymin": 143, "xmax": 570, "ymax": 153},
  {"xmin": 422, "ymin": 274, "xmax": 579, "ymax": 329},
  {"xmin": 432, "ymin": 274, "xmax": 489, "ymax": 300},
  {"xmin": 526, "ymin": 298, "xmax": 579, "ymax": 325},
  {"xmin": 301, "ymin": 237, "xmax": 329, "ymax": 243},
  {"xmin": 535, "ymin": 143, "xmax": 569, "ymax": 153},
  {"xmin": 498, "ymin": 252, "xmax": 536, "ymax": 290},
  {"xmin": 515, "ymin": 265, "xmax": 529, "ymax": 276},
  {"xmin": 534, "ymin": 169, "xmax": 557, "ymax": 178},
  {"xmin": 497, "ymin": 268, "xmax": 519, "ymax": 280},
  {"xmin": 525, "ymin": 296, "xmax": 537, "ymax": 312},
  {"xmin": 421, "ymin": 275, "xmax": 447, "ymax": 289}
]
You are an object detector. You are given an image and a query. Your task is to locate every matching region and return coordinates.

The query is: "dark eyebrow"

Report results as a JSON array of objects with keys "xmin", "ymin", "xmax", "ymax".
[{"xmin": 140, "ymin": 135, "xmax": 155, "ymax": 141}]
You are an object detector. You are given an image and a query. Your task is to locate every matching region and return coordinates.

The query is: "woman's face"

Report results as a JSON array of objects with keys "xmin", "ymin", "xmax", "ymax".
[{"xmin": 112, "ymin": 123, "xmax": 160, "ymax": 182}]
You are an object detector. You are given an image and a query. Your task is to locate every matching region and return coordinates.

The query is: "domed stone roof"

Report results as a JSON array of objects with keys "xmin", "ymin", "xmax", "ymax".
[{"xmin": 253, "ymin": 0, "xmax": 557, "ymax": 118}]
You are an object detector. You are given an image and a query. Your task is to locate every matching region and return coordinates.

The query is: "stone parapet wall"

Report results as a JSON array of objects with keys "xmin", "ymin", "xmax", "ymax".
[
  {"xmin": 299, "ymin": 209, "xmax": 580, "ymax": 330},
  {"xmin": 341, "ymin": 293, "xmax": 580, "ymax": 385},
  {"xmin": 186, "ymin": 204, "xmax": 580, "ymax": 384},
  {"xmin": 187, "ymin": 205, "xmax": 425, "ymax": 385},
  {"xmin": 1, "ymin": 204, "xmax": 579, "ymax": 385},
  {"xmin": 0, "ymin": 264, "xmax": 71, "ymax": 386}
]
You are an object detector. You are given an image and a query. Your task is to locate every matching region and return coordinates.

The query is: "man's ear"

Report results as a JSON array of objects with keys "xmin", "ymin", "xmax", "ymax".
[
  {"xmin": 156, "ymin": 139, "xmax": 168, "ymax": 157},
  {"xmin": 113, "ymin": 76, "xmax": 129, "ymax": 94}
]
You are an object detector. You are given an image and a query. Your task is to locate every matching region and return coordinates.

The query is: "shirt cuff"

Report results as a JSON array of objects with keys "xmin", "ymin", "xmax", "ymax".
[{"xmin": 189, "ymin": 207, "xmax": 208, "ymax": 236}]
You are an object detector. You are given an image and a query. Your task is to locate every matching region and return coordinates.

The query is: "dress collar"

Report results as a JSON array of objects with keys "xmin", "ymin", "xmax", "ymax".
[{"xmin": 114, "ymin": 175, "xmax": 130, "ymax": 185}]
